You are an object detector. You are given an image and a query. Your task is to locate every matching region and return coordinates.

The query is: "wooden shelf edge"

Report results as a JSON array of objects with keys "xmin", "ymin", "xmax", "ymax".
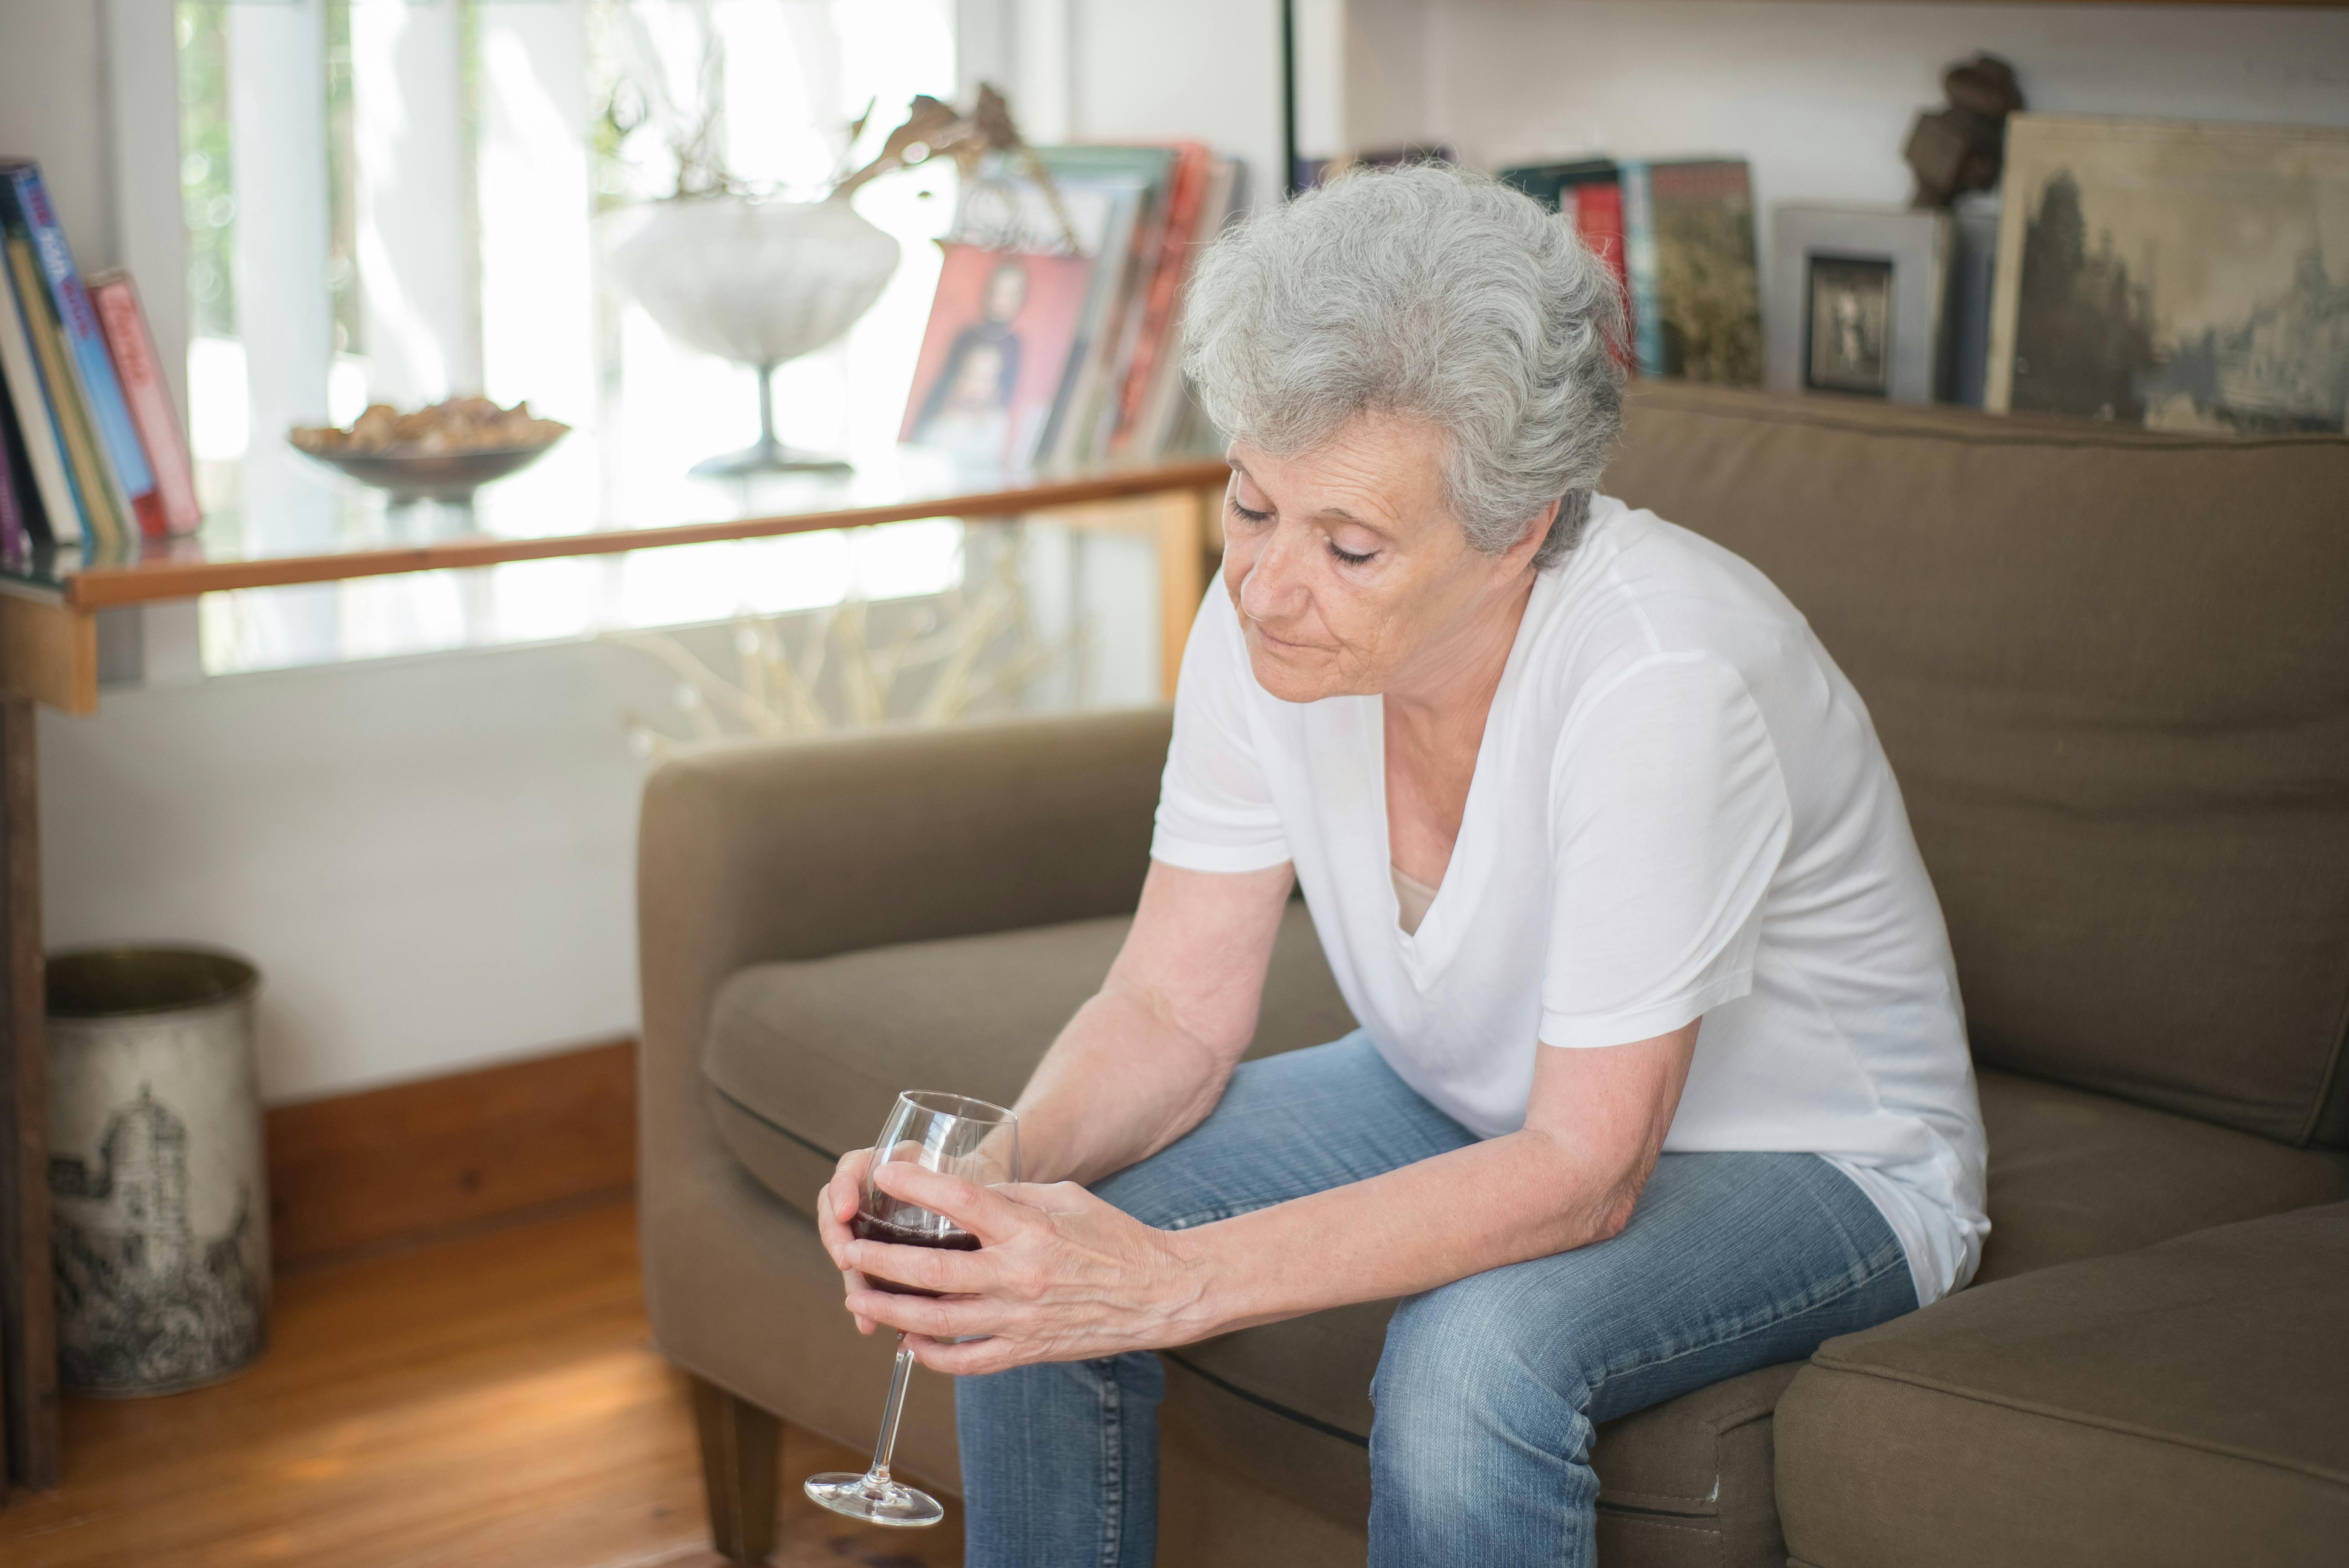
[
  {"xmin": 0, "ymin": 594, "xmax": 94, "ymax": 716},
  {"xmin": 62, "ymin": 462, "xmax": 1234, "ymax": 611}
]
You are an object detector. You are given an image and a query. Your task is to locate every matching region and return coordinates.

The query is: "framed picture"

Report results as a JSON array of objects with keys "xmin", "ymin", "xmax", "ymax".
[
  {"xmin": 1805, "ymin": 255, "xmax": 1894, "ymax": 395},
  {"xmin": 1987, "ymin": 115, "xmax": 2349, "ymax": 431},
  {"xmin": 901, "ymin": 244, "xmax": 1094, "ymax": 469},
  {"xmin": 1765, "ymin": 205, "xmax": 1949, "ymax": 405}
]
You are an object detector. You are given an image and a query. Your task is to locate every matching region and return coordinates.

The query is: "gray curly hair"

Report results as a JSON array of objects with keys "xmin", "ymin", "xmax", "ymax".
[{"xmin": 1182, "ymin": 162, "xmax": 1626, "ymax": 569}]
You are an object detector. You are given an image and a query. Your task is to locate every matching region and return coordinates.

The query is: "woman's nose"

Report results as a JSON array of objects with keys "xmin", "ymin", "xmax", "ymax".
[{"xmin": 1239, "ymin": 524, "xmax": 1313, "ymax": 622}]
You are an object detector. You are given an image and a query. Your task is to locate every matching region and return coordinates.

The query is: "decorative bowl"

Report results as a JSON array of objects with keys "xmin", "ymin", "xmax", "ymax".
[
  {"xmin": 290, "ymin": 437, "xmax": 566, "ymax": 506},
  {"xmin": 601, "ymin": 194, "xmax": 902, "ymax": 367}
]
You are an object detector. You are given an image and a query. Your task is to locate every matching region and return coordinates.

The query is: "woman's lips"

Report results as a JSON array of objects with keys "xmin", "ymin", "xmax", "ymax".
[{"xmin": 1249, "ymin": 621, "xmax": 1324, "ymax": 653}]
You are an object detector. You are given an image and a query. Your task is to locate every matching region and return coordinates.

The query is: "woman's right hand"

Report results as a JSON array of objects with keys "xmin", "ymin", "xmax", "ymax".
[{"xmin": 817, "ymin": 1146, "xmax": 878, "ymax": 1335}]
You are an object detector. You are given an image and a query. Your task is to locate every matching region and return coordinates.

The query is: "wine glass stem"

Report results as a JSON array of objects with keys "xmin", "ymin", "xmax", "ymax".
[{"xmin": 863, "ymin": 1333, "xmax": 918, "ymax": 1491}]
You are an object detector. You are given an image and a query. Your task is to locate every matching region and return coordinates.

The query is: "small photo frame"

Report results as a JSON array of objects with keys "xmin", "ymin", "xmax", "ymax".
[
  {"xmin": 1804, "ymin": 255, "xmax": 1893, "ymax": 396},
  {"xmin": 1766, "ymin": 205, "xmax": 1950, "ymax": 405}
]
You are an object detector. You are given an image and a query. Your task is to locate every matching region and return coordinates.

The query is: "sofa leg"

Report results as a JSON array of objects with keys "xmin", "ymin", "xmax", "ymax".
[{"xmin": 691, "ymin": 1375, "xmax": 781, "ymax": 1563}]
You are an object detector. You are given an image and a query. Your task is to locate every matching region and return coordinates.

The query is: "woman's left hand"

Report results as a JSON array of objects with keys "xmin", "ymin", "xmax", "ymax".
[{"xmin": 838, "ymin": 1159, "xmax": 1214, "ymax": 1375}]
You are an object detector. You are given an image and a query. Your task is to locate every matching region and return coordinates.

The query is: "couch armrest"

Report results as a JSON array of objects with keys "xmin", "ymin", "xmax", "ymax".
[{"xmin": 636, "ymin": 706, "xmax": 1172, "ymax": 1198}]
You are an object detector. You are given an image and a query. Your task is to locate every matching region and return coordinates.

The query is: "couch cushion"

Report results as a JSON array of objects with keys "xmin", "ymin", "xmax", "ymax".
[
  {"xmin": 1776, "ymin": 1201, "xmax": 2349, "ymax": 1568},
  {"xmin": 702, "ymin": 903, "xmax": 1357, "ymax": 1220},
  {"xmin": 1609, "ymin": 384, "xmax": 2349, "ymax": 1146},
  {"xmin": 1977, "ymin": 1067, "xmax": 2349, "ymax": 1283}
]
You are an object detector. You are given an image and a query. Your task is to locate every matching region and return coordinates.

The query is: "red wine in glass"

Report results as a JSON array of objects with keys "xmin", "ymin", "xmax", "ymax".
[
  {"xmin": 805, "ymin": 1090, "xmax": 1020, "ymax": 1528},
  {"xmin": 850, "ymin": 1211, "xmax": 982, "ymax": 1298}
]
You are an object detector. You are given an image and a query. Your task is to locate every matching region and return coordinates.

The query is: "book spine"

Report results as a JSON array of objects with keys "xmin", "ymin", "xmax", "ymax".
[
  {"xmin": 1618, "ymin": 162, "xmax": 1664, "ymax": 377},
  {"xmin": 1039, "ymin": 193, "xmax": 1140, "ymax": 468},
  {"xmin": 0, "ymin": 363, "xmax": 45, "ymax": 552},
  {"xmin": 0, "ymin": 243, "xmax": 80, "ymax": 545},
  {"xmin": 1111, "ymin": 143, "xmax": 1211, "ymax": 453},
  {"xmin": 1573, "ymin": 183, "xmax": 1631, "ymax": 361},
  {"xmin": 1132, "ymin": 157, "xmax": 1237, "ymax": 460},
  {"xmin": 4, "ymin": 164, "xmax": 162, "ymax": 535},
  {"xmin": 7, "ymin": 237, "xmax": 112, "ymax": 546},
  {"xmin": 0, "ymin": 403, "xmax": 24, "ymax": 560},
  {"xmin": 90, "ymin": 272, "xmax": 200, "ymax": 535}
]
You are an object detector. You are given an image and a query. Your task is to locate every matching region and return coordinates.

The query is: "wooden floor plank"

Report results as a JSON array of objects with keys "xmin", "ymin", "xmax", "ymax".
[{"xmin": 0, "ymin": 1198, "xmax": 961, "ymax": 1568}]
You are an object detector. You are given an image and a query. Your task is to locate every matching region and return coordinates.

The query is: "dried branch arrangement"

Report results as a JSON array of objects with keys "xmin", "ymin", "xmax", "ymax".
[{"xmin": 607, "ymin": 536, "xmax": 1080, "ymax": 759}]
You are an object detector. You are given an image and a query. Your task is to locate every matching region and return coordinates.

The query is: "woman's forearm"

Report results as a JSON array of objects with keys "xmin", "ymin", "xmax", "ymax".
[
  {"xmin": 1167, "ymin": 1127, "xmax": 1648, "ymax": 1340},
  {"xmin": 1012, "ymin": 982, "xmax": 1237, "ymax": 1186}
]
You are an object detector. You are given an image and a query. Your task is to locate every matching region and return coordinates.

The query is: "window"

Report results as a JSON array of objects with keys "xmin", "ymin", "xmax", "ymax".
[{"xmin": 175, "ymin": 0, "xmax": 980, "ymax": 675}]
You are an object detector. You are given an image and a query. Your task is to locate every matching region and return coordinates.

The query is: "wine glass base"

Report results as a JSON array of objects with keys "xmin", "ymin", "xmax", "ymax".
[{"xmin": 802, "ymin": 1471, "xmax": 946, "ymax": 1527}]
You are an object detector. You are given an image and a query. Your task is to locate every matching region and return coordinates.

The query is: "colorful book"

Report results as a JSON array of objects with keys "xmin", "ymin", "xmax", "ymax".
[
  {"xmin": 7, "ymin": 236, "xmax": 116, "ymax": 548},
  {"xmin": 1109, "ymin": 141, "xmax": 1214, "ymax": 457},
  {"xmin": 0, "ymin": 244, "xmax": 80, "ymax": 546},
  {"xmin": 1502, "ymin": 159, "xmax": 1632, "ymax": 360},
  {"xmin": 0, "ymin": 160, "xmax": 163, "ymax": 535},
  {"xmin": 89, "ymin": 270, "xmax": 200, "ymax": 535},
  {"xmin": 1619, "ymin": 162, "xmax": 1665, "ymax": 378},
  {"xmin": 1028, "ymin": 145, "xmax": 1176, "ymax": 467},
  {"xmin": 0, "ymin": 366, "xmax": 45, "ymax": 557},
  {"xmin": 0, "ymin": 398, "xmax": 26, "ymax": 561},
  {"xmin": 1620, "ymin": 159, "xmax": 1763, "ymax": 386},
  {"xmin": 1128, "ymin": 154, "xmax": 1240, "ymax": 461},
  {"xmin": 1500, "ymin": 158, "xmax": 1614, "ymax": 213}
]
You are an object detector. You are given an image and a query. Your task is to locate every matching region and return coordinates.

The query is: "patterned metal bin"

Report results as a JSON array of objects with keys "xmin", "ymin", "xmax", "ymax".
[{"xmin": 46, "ymin": 947, "xmax": 270, "ymax": 1395}]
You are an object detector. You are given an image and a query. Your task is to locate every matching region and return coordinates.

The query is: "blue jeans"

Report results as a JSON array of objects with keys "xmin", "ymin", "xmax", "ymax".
[{"xmin": 956, "ymin": 1033, "xmax": 1917, "ymax": 1567}]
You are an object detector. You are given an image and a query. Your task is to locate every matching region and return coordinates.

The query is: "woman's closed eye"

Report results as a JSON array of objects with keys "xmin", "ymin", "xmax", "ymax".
[
  {"xmin": 1326, "ymin": 539, "xmax": 1376, "ymax": 566},
  {"xmin": 1229, "ymin": 495, "xmax": 1272, "ymax": 526}
]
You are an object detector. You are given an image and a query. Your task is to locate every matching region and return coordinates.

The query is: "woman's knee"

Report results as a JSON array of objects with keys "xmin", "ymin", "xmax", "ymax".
[{"xmin": 1370, "ymin": 1275, "xmax": 1595, "ymax": 1479}]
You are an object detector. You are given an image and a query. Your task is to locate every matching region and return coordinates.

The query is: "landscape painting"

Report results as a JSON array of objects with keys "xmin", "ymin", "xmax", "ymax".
[{"xmin": 1987, "ymin": 115, "xmax": 2349, "ymax": 432}]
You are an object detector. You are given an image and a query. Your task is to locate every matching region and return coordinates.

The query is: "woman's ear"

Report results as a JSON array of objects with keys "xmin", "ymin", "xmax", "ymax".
[{"xmin": 1506, "ymin": 500, "xmax": 1561, "ymax": 570}]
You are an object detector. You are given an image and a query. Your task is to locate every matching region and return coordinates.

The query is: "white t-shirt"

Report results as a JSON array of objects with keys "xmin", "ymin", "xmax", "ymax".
[{"xmin": 1151, "ymin": 497, "xmax": 1989, "ymax": 1305}]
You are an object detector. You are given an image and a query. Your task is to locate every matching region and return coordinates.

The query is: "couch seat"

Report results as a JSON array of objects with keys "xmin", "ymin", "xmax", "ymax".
[{"xmin": 1776, "ymin": 1201, "xmax": 2349, "ymax": 1568}]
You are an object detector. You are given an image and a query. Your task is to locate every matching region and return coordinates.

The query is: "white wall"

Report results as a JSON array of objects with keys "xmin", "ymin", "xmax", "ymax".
[
  {"xmin": 1069, "ymin": 0, "xmax": 1286, "ymax": 208},
  {"xmin": 1396, "ymin": 2, "xmax": 2349, "ymax": 234},
  {"xmin": 0, "ymin": 0, "xmax": 114, "ymax": 266}
]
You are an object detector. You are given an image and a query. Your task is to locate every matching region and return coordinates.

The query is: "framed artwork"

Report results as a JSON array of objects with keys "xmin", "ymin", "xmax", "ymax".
[
  {"xmin": 1806, "ymin": 256, "xmax": 1894, "ymax": 395},
  {"xmin": 1987, "ymin": 115, "xmax": 2349, "ymax": 431},
  {"xmin": 901, "ymin": 244, "xmax": 1094, "ymax": 469},
  {"xmin": 1765, "ymin": 205, "xmax": 1948, "ymax": 405}
]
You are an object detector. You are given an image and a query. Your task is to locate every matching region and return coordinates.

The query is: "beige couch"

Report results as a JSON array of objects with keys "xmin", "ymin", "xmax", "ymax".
[{"xmin": 638, "ymin": 385, "xmax": 2349, "ymax": 1566}]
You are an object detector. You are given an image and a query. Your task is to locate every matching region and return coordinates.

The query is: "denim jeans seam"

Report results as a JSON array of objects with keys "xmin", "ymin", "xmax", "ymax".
[
  {"xmin": 1593, "ymin": 1242, "xmax": 1910, "ymax": 1394},
  {"xmin": 1097, "ymin": 1364, "xmax": 1123, "ymax": 1568}
]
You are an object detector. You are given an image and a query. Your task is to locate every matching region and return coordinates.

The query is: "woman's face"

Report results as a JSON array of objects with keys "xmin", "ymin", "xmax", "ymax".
[
  {"xmin": 948, "ymin": 343, "xmax": 1006, "ymax": 410},
  {"xmin": 1221, "ymin": 411, "xmax": 1548, "ymax": 704}
]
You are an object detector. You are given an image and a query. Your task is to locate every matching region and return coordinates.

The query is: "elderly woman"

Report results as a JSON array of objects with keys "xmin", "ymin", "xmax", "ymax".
[{"xmin": 820, "ymin": 163, "xmax": 1988, "ymax": 1567}]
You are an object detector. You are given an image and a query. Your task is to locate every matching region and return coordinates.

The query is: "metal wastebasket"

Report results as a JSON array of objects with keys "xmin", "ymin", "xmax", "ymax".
[{"xmin": 46, "ymin": 946, "xmax": 270, "ymax": 1395}]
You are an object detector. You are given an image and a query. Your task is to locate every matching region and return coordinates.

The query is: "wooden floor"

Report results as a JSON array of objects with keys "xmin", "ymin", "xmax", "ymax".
[{"xmin": 0, "ymin": 1197, "xmax": 962, "ymax": 1568}]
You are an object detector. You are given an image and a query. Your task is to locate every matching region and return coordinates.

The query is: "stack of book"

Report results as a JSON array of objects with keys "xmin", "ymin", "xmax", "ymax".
[
  {"xmin": 0, "ymin": 157, "xmax": 200, "ymax": 562},
  {"xmin": 1503, "ymin": 156, "xmax": 1764, "ymax": 388},
  {"xmin": 900, "ymin": 144, "xmax": 1244, "ymax": 472}
]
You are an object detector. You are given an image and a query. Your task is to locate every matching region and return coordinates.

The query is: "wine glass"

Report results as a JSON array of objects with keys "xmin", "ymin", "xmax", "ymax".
[{"xmin": 805, "ymin": 1090, "xmax": 1021, "ymax": 1527}]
